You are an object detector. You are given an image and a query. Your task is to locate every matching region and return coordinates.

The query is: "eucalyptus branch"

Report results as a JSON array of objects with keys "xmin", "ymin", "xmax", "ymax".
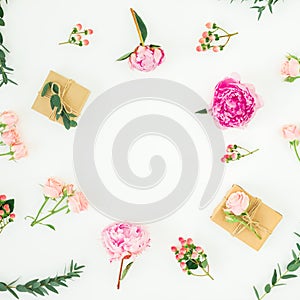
[
  {"xmin": 230, "ymin": 0, "xmax": 281, "ymax": 20},
  {"xmin": 0, "ymin": 0, "xmax": 17, "ymax": 87},
  {"xmin": 0, "ymin": 260, "xmax": 85, "ymax": 299},
  {"xmin": 253, "ymin": 232, "xmax": 300, "ymax": 300}
]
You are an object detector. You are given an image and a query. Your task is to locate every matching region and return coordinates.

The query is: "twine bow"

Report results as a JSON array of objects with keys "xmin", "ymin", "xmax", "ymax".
[
  {"xmin": 41, "ymin": 80, "xmax": 79, "ymax": 121},
  {"xmin": 231, "ymin": 198, "xmax": 271, "ymax": 238}
]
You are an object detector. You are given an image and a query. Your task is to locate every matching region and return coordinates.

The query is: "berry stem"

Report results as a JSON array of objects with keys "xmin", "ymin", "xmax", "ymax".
[
  {"xmin": 59, "ymin": 41, "xmax": 70, "ymax": 45},
  {"xmin": 130, "ymin": 8, "xmax": 144, "ymax": 46}
]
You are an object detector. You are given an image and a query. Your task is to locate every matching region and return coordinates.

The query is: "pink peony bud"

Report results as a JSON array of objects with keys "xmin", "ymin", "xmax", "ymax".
[
  {"xmin": 87, "ymin": 29, "xmax": 93, "ymax": 35},
  {"xmin": 209, "ymin": 35, "xmax": 215, "ymax": 41},
  {"xmin": 205, "ymin": 22, "xmax": 213, "ymax": 29},
  {"xmin": 221, "ymin": 156, "xmax": 226, "ymax": 163},
  {"xmin": 76, "ymin": 23, "xmax": 82, "ymax": 31},
  {"xmin": 171, "ymin": 246, "xmax": 177, "ymax": 252},
  {"xmin": 83, "ymin": 39, "xmax": 89, "ymax": 46},
  {"xmin": 3, "ymin": 204, "xmax": 10, "ymax": 213},
  {"xmin": 231, "ymin": 152, "xmax": 238, "ymax": 160},
  {"xmin": 0, "ymin": 195, "xmax": 7, "ymax": 201}
]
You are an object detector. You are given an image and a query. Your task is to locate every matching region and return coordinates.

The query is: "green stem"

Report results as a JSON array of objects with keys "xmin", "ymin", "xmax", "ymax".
[
  {"xmin": 32, "ymin": 205, "xmax": 68, "ymax": 226},
  {"xmin": 30, "ymin": 196, "xmax": 49, "ymax": 226},
  {"xmin": 239, "ymin": 149, "xmax": 260, "ymax": 158},
  {"xmin": 59, "ymin": 41, "xmax": 70, "ymax": 45},
  {"xmin": 50, "ymin": 195, "xmax": 67, "ymax": 213},
  {"xmin": 292, "ymin": 141, "xmax": 300, "ymax": 162},
  {"xmin": 238, "ymin": 217, "xmax": 262, "ymax": 240},
  {"xmin": 0, "ymin": 151, "xmax": 13, "ymax": 157}
]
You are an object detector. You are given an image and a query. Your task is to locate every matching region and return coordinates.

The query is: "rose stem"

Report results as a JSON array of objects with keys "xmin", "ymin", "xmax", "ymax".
[
  {"xmin": 117, "ymin": 257, "xmax": 126, "ymax": 289},
  {"xmin": 292, "ymin": 141, "xmax": 300, "ymax": 162},
  {"xmin": 130, "ymin": 8, "xmax": 144, "ymax": 46}
]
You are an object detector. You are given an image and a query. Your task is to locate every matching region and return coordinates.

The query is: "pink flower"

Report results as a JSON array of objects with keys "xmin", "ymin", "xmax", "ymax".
[
  {"xmin": 226, "ymin": 144, "xmax": 234, "ymax": 152},
  {"xmin": 82, "ymin": 39, "xmax": 89, "ymax": 46},
  {"xmin": 282, "ymin": 124, "xmax": 300, "ymax": 141},
  {"xmin": 0, "ymin": 111, "xmax": 18, "ymax": 127},
  {"xmin": 205, "ymin": 22, "xmax": 213, "ymax": 29},
  {"xmin": 3, "ymin": 204, "xmax": 9, "ymax": 213},
  {"xmin": 0, "ymin": 195, "xmax": 7, "ymax": 201},
  {"xmin": 129, "ymin": 45, "xmax": 165, "ymax": 72},
  {"xmin": 281, "ymin": 58, "xmax": 299, "ymax": 77},
  {"xmin": 76, "ymin": 23, "xmax": 82, "ymax": 31},
  {"xmin": 180, "ymin": 247, "xmax": 187, "ymax": 254},
  {"xmin": 171, "ymin": 246, "xmax": 177, "ymax": 252},
  {"xmin": 43, "ymin": 177, "xmax": 64, "ymax": 198},
  {"xmin": 9, "ymin": 213, "xmax": 15, "ymax": 219},
  {"xmin": 67, "ymin": 191, "xmax": 88, "ymax": 213},
  {"xmin": 1, "ymin": 129, "xmax": 19, "ymax": 146},
  {"xmin": 11, "ymin": 142, "xmax": 27, "ymax": 160},
  {"xmin": 87, "ymin": 29, "xmax": 93, "ymax": 35},
  {"xmin": 226, "ymin": 191, "xmax": 250, "ymax": 216},
  {"xmin": 102, "ymin": 222, "xmax": 150, "ymax": 262},
  {"xmin": 211, "ymin": 74, "xmax": 262, "ymax": 128}
]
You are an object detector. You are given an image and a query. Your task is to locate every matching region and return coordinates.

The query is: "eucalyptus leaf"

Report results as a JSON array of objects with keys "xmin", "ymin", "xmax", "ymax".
[
  {"xmin": 253, "ymin": 286, "xmax": 260, "ymax": 300},
  {"xmin": 282, "ymin": 274, "xmax": 297, "ymax": 279}
]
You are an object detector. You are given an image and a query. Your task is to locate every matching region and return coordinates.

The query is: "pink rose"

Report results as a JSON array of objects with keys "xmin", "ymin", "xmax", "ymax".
[
  {"xmin": 211, "ymin": 74, "xmax": 262, "ymax": 128},
  {"xmin": 67, "ymin": 191, "xmax": 88, "ymax": 213},
  {"xmin": 281, "ymin": 58, "xmax": 300, "ymax": 77},
  {"xmin": 0, "ymin": 111, "xmax": 18, "ymax": 127},
  {"xmin": 102, "ymin": 222, "xmax": 150, "ymax": 262},
  {"xmin": 226, "ymin": 191, "xmax": 250, "ymax": 216},
  {"xmin": 282, "ymin": 124, "xmax": 300, "ymax": 141},
  {"xmin": 11, "ymin": 142, "xmax": 27, "ymax": 160},
  {"xmin": 43, "ymin": 177, "xmax": 64, "ymax": 198},
  {"xmin": 1, "ymin": 129, "xmax": 20, "ymax": 146},
  {"xmin": 129, "ymin": 45, "xmax": 165, "ymax": 72}
]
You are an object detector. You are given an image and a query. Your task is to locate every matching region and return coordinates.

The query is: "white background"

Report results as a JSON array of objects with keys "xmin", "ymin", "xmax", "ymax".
[{"xmin": 1, "ymin": 0, "xmax": 300, "ymax": 300}]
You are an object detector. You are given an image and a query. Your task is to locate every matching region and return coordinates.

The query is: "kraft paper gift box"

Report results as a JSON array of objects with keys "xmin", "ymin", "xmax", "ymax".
[
  {"xmin": 32, "ymin": 70, "xmax": 90, "ymax": 128},
  {"xmin": 211, "ymin": 184, "xmax": 282, "ymax": 251}
]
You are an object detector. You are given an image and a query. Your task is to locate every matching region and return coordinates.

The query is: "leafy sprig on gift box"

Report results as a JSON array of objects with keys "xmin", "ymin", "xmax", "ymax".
[
  {"xmin": 0, "ymin": 0, "xmax": 16, "ymax": 87},
  {"xmin": 230, "ymin": 0, "xmax": 280, "ymax": 20},
  {"xmin": 0, "ymin": 260, "xmax": 84, "ymax": 299},
  {"xmin": 253, "ymin": 232, "xmax": 300, "ymax": 300},
  {"xmin": 41, "ymin": 82, "xmax": 77, "ymax": 130}
]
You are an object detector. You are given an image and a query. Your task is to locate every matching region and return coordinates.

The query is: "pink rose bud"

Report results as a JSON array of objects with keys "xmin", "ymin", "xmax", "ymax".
[
  {"xmin": 175, "ymin": 254, "xmax": 180, "ymax": 260},
  {"xmin": 76, "ymin": 23, "xmax": 82, "ymax": 31},
  {"xmin": 282, "ymin": 124, "xmax": 300, "ymax": 141},
  {"xmin": 199, "ymin": 38, "xmax": 205, "ymax": 44},
  {"xmin": 65, "ymin": 184, "xmax": 74, "ymax": 195},
  {"xmin": 226, "ymin": 191, "xmax": 250, "ymax": 216},
  {"xmin": 83, "ymin": 39, "xmax": 89, "ymax": 46},
  {"xmin": 87, "ymin": 29, "xmax": 93, "ymax": 35},
  {"xmin": 171, "ymin": 246, "xmax": 177, "ymax": 252},
  {"xmin": 205, "ymin": 22, "xmax": 213, "ymax": 29},
  {"xmin": 196, "ymin": 45, "xmax": 202, "ymax": 52},
  {"xmin": 0, "ymin": 111, "xmax": 18, "ymax": 128},
  {"xmin": 186, "ymin": 238, "xmax": 193, "ymax": 245},
  {"xmin": 0, "ymin": 210, "xmax": 4, "ymax": 216},
  {"xmin": 180, "ymin": 239, "xmax": 186, "ymax": 246},
  {"xmin": 226, "ymin": 144, "xmax": 234, "ymax": 152},
  {"xmin": 281, "ymin": 58, "xmax": 300, "ymax": 77},
  {"xmin": 3, "ymin": 204, "xmax": 10, "ymax": 213},
  {"xmin": 202, "ymin": 31, "xmax": 208, "ymax": 38},
  {"xmin": 11, "ymin": 142, "xmax": 27, "ymax": 160},
  {"xmin": 213, "ymin": 46, "xmax": 220, "ymax": 52},
  {"xmin": 76, "ymin": 34, "xmax": 82, "ymax": 41},
  {"xmin": 9, "ymin": 213, "xmax": 15, "ymax": 219},
  {"xmin": 0, "ymin": 195, "xmax": 7, "ymax": 201}
]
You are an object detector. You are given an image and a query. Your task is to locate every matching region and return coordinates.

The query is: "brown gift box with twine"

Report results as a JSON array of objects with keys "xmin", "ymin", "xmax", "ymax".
[
  {"xmin": 211, "ymin": 184, "xmax": 282, "ymax": 251},
  {"xmin": 32, "ymin": 70, "xmax": 90, "ymax": 128}
]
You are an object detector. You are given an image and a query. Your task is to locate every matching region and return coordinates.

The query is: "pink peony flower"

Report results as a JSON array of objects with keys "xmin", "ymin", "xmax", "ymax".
[
  {"xmin": 226, "ymin": 191, "xmax": 250, "ymax": 216},
  {"xmin": 211, "ymin": 74, "xmax": 262, "ymax": 128},
  {"xmin": 282, "ymin": 124, "xmax": 300, "ymax": 141},
  {"xmin": 129, "ymin": 45, "xmax": 165, "ymax": 72},
  {"xmin": 67, "ymin": 191, "xmax": 88, "ymax": 213},
  {"xmin": 1, "ymin": 129, "xmax": 20, "ymax": 146},
  {"xmin": 11, "ymin": 142, "xmax": 27, "ymax": 160},
  {"xmin": 281, "ymin": 58, "xmax": 300, "ymax": 77},
  {"xmin": 43, "ymin": 177, "xmax": 65, "ymax": 198},
  {"xmin": 0, "ymin": 111, "xmax": 18, "ymax": 127},
  {"xmin": 102, "ymin": 222, "xmax": 150, "ymax": 262}
]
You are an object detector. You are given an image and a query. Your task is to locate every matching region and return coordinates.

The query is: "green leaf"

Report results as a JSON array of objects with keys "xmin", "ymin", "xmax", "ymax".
[
  {"xmin": 201, "ymin": 259, "xmax": 208, "ymax": 268},
  {"xmin": 292, "ymin": 250, "xmax": 298, "ymax": 261},
  {"xmin": 287, "ymin": 261, "xmax": 300, "ymax": 272},
  {"xmin": 282, "ymin": 274, "xmax": 297, "ymax": 279},
  {"xmin": 7, "ymin": 287, "xmax": 19, "ymax": 299},
  {"xmin": 41, "ymin": 82, "xmax": 52, "ymax": 97},
  {"xmin": 195, "ymin": 109, "xmax": 208, "ymax": 114},
  {"xmin": 295, "ymin": 232, "xmax": 300, "ymax": 238},
  {"xmin": 62, "ymin": 114, "xmax": 71, "ymax": 130},
  {"xmin": 0, "ymin": 18, "xmax": 5, "ymax": 26},
  {"xmin": 149, "ymin": 44, "xmax": 161, "ymax": 48},
  {"xmin": 264, "ymin": 284, "xmax": 271, "ymax": 293},
  {"xmin": 50, "ymin": 94, "xmax": 61, "ymax": 110},
  {"xmin": 45, "ymin": 285, "xmax": 58, "ymax": 294},
  {"xmin": 277, "ymin": 264, "xmax": 282, "ymax": 276},
  {"xmin": 134, "ymin": 10, "xmax": 148, "ymax": 43},
  {"xmin": 271, "ymin": 269, "xmax": 277, "ymax": 285},
  {"xmin": 0, "ymin": 282, "xmax": 7, "ymax": 291},
  {"xmin": 0, "ymin": 32, "xmax": 3, "ymax": 44},
  {"xmin": 70, "ymin": 120, "xmax": 77, "ymax": 128},
  {"xmin": 0, "ymin": 7, "xmax": 4, "ymax": 18},
  {"xmin": 0, "ymin": 49, "xmax": 5, "ymax": 58},
  {"xmin": 253, "ymin": 286, "xmax": 260, "ymax": 300},
  {"xmin": 16, "ymin": 285, "xmax": 29, "ymax": 292},
  {"xmin": 116, "ymin": 52, "xmax": 133, "ymax": 61},
  {"xmin": 43, "ymin": 224, "xmax": 56, "ymax": 231},
  {"xmin": 52, "ymin": 83, "xmax": 59, "ymax": 94},
  {"xmin": 121, "ymin": 262, "xmax": 134, "ymax": 280},
  {"xmin": 297, "ymin": 243, "xmax": 300, "ymax": 251},
  {"xmin": 186, "ymin": 260, "xmax": 198, "ymax": 270}
]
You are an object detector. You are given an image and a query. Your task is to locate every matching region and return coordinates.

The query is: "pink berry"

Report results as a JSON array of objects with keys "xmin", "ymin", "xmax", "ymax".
[
  {"xmin": 9, "ymin": 213, "xmax": 15, "ymax": 219},
  {"xmin": 0, "ymin": 195, "xmax": 6, "ymax": 201},
  {"xmin": 202, "ymin": 31, "xmax": 208, "ymax": 38},
  {"xmin": 76, "ymin": 34, "xmax": 82, "ymax": 41},
  {"xmin": 221, "ymin": 156, "xmax": 226, "ymax": 163},
  {"xmin": 186, "ymin": 238, "xmax": 193, "ymax": 245},
  {"xmin": 226, "ymin": 144, "xmax": 233, "ymax": 152},
  {"xmin": 0, "ymin": 210, "xmax": 4, "ymax": 216},
  {"xmin": 76, "ymin": 23, "xmax": 82, "ymax": 31},
  {"xmin": 83, "ymin": 39, "xmax": 89, "ymax": 46},
  {"xmin": 196, "ymin": 45, "xmax": 202, "ymax": 52},
  {"xmin": 87, "ymin": 29, "xmax": 94, "ymax": 35},
  {"xmin": 171, "ymin": 246, "xmax": 177, "ymax": 252},
  {"xmin": 178, "ymin": 237, "xmax": 184, "ymax": 242},
  {"xmin": 231, "ymin": 153, "xmax": 237, "ymax": 160},
  {"xmin": 180, "ymin": 262, "xmax": 186, "ymax": 269},
  {"xmin": 213, "ymin": 46, "xmax": 220, "ymax": 52},
  {"xmin": 199, "ymin": 38, "xmax": 205, "ymax": 44},
  {"xmin": 209, "ymin": 35, "xmax": 215, "ymax": 41},
  {"xmin": 180, "ymin": 239, "xmax": 186, "ymax": 246},
  {"xmin": 205, "ymin": 22, "xmax": 213, "ymax": 29},
  {"xmin": 180, "ymin": 248, "xmax": 187, "ymax": 254},
  {"xmin": 178, "ymin": 253, "xmax": 184, "ymax": 259},
  {"xmin": 3, "ymin": 204, "xmax": 9, "ymax": 212},
  {"xmin": 191, "ymin": 251, "xmax": 198, "ymax": 259},
  {"xmin": 196, "ymin": 246, "xmax": 203, "ymax": 253}
]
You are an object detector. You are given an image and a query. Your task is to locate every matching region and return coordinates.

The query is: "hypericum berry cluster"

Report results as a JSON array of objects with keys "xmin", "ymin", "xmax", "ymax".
[
  {"xmin": 196, "ymin": 22, "xmax": 238, "ymax": 53},
  {"xmin": 0, "ymin": 194, "xmax": 15, "ymax": 234},
  {"xmin": 171, "ymin": 237, "xmax": 214, "ymax": 280},
  {"xmin": 221, "ymin": 144, "xmax": 259, "ymax": 163},
  {"xmin": 59, "ymin": 23, "xmax": 93, "ymax": 47}
]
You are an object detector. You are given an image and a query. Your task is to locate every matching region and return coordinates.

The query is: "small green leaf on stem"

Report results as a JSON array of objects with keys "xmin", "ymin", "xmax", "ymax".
[
  {"xmin": 195, "ymin": 109, "xmax": 208, "ymax": 114},
  {"xmin": 121, "ymin": 262, "xmax": 134, "ymax": 280}
]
